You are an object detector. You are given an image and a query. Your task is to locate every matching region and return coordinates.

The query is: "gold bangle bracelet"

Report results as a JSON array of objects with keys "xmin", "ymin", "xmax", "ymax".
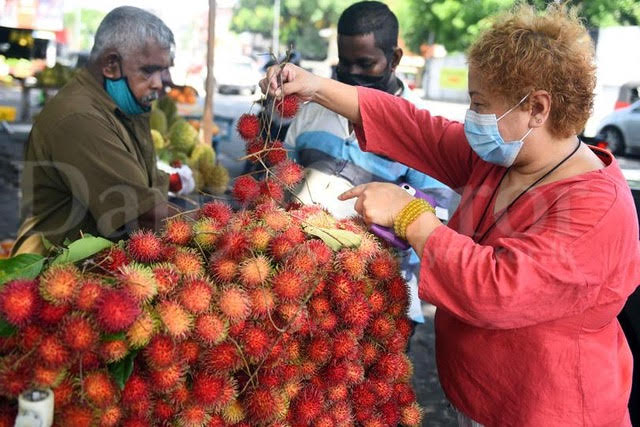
[{"xmin": 394, "ymin": 198, "xmax": 435, "ymax": 239}]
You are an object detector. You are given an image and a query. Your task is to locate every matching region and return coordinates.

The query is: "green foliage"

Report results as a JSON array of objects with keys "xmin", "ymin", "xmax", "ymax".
[
  {"xmin": 301, "ymin": 224, "xmax": 362, "ymax": 251},
  {"xmin": 0, "ymin": 254, "xmax": 45, "ymax": 287},
  {"xmin": 51, "ymin": 235, "xmax": 113, "ymax": 266},
  {"xmin": 108, "ymin": 349, "xmax": 139, "ymax": 390},
  {"xmin": 401, "ymin": 0, "xmax": 640, "ymax": 53},
  {"xmin": 230, "ymin": 0, "xmax": 358, "ymax": 60},
  {"xmin": 63, "ymin": 9, "xmax": 106, "ymax": 52}
]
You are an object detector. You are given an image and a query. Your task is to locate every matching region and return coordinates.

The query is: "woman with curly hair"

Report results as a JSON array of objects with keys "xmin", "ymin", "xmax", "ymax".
[{"xmin": 261, "ymin": 3, "xmax": 639, "ymax": 426}]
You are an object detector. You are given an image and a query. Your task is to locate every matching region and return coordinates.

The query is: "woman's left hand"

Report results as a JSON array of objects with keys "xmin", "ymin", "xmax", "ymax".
[{"xmin": 338, "ymin": 182, "xmax": 413, "ymax": 227}]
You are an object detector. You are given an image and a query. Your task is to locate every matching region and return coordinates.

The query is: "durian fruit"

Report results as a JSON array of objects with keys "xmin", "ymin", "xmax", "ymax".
[
  {"xmin": 189, "ymin": 143, "xmax": 216, "ymax": 171},
  {"xmin": 157, "ymin": 96, "xmax": 178, "ymax": 126},
  {"xmin": 168, "ymin": 119, "xmax": 198, "ymax": 156},
  {"xmin": 203, "ymin": 163, "xmax": 230, "ymax": 195},
  {"xmin": 193, "ymin": 169, "xmax": 204, "ymax": 192},
  {"xmin": 150, "ymin": 108, "xmax": 168, "ymax": 135},
  {"xmin": 151, "ymin": 129, "xmax": 166, "ymax": 151}
]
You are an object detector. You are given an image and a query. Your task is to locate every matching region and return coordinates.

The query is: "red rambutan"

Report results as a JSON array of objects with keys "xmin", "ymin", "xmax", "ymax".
[
  {"xmin": 266, "ymin": 140, "xmax": 287, "ymax": 165},
  {"xmin": 172, "ymin": 248, "xmax": 205, "ymax": 277},
  {"xmin": 316, "ymin": 311, "xmax": 338, "ymax": 333},
  {"xmin": 373, "ymin": 353, "xmax": 405, "ymax": 382},
  {"xmin": 400, "ymin": 402, "xmax": 423, "ymax": 426},
  {"xmin": 361, "ymin": 339, "xmax": 380, "ymax": 367},
  {"xmin": 232, "ymin": 175, "xmax": 261, "ymax": 205},
  {"xmin": 368, "ymin": 289, "xmax": 388, "ymax": 315},
  {"xmin": 74, "ymin": 278, "xmax": 103, "ymax": 311},
  {"xmin": 164, "ymin": 218, "xmax": 193, "ymax": 245},
  {"xmin": 178, "ymin": 277, "xmax": 214, "ymax": 314},
  {"xmin": 18, "ymin": 324, "xmax": 44, "ymax": 351},
  {"xmin": 326, "ymin": 383, "xmax": 348, "ymax": 403},
  {"xmin": 246, "ymin": 388, "xmax": 288, "ymax": 423},
  {"xmin": 53, "ymin": 378, "xmax": 75, "ymax": 408},
  {"xmin": 202, "ymin": 342, "xmax": 242, "ymax": 373},
  {"xmin": 195, "ymin": 313, "xmax": 228, "ymax": 345},
  {"xmin": 394, "ymin": 382, "xmax": 417, "ymax": 406},
  {"xmin": 336, "ymin": 249, "xmax": 367, "ymax": 279},
  {"xmin": 274, "ymin": 159, "xmax": 304, "ymax": 187},
  {"xmin": 152, "ymin": 263, "xmax": 180, "ymax": 296},
  {"xmin": 149, "ymin": 362, "xmax": 186, "ymax": 390},
  {"xmin": 216, "ymin": 230, "xmax": 250, "ymax": 260},
  {"xmin": 97, "ymin": 246, "xmax": 129, "ymax": 272},
  {"xmin": 305, "ymin": 239, "xmax": 333, "ymax": 266},
  {"xmin": 291, "ymin": 387, "xmax": 324, "ymax": 424},
  {"xmin": 61, "ymin": 313, "xmax": 98, "ymax": 352},
  {"xmin": 157, "ymin": 300, "xmax": 193, "ymax": 338},
  {"xmin": 100, "ymin": 338, "xmax": 128, "ymax": 363},
  {"xmin": 236, "ymin": 113, "xmax": 260, "ymax": 140},
  {"xmin": 387, "ymin": 276, "xmax": 410, "ymax": 305},
  {"xmin": 261, "ymin": 208, "xmax": 289, "ymax": 232},
  {"xmin": 83, "ymin": 370, "xmax": 118, "ymax": 408},
  {"xmin": 272, "ymin": 269, "xmax": 307, "ymax": 301},
  {"xmin": 340, "ymin": 295, "xmax": 372, "ymax": 331},
  {"xmin": 218, "ymin": 286, "xmax": 251, "ymax": 324},
  {"xmin": 369, "ymin": 252, "xmax": 397, "ymax": 280},
  {"xmin": 38, "ymin": 335, "xmax": 69, "ymax": 368},
  {"xmin": 269, "ymin": 234, "xmax": 295, "ymax": 261},
  {"xmin": 192, "ymin": 373, "xmax": 236, "ymax": 409},
  {"xmin": 249, "ymin": 287, "xmax": 276, "ymax": 318},
  {"xmin": 307, "ymin": 334, "xmax": 332, "ymax": 366},
  {"xmin": 241, "ymin": 324, "xmax": 271, "ymax": 360},
  {"xmin": 127, "ymin": 230, "xmax": 164, "ymax": 263},
  {"xmin": 118, "ymin": 263, "xmax": 158, "ymax": 303},
  {"xmin": 379, "ymin": 401, "xmax": 401, "ymax": 425},
  {"xmin": 201, "ymin": 200, "xmax": 233, "ymax": 224},
  {"xmin": 0, "ymin": 279, "xmax": 38, "ymax": 326},
  {"xmin": 38, "ymin": 300, "xmax": 69, "ymax": 325},
  {"xmin": 284, "ymin": 246, "xmax": 318, "ymax": 274},
  {"xmin": 247, "ymin": 225, "xmax": 272, "ymax": 252},
  {"xmin": 153, "ymin": 400, "xmax": 175, "ymax": 423},
  {"xmin": 328, "ymin": 274, "xmax": 354, "ymax": 307},
  {"xmin": 275, "ymin": 95, "xmax": 300, "ymax": 118},
  {"xmin": 122, "ymin": 374, "xmax": 150, "ymax": 408},
  {"xmin": 260, "ymin": 179, "xmax": 285, "ymax": 203},
  {"xmin": 208, "ymin": 254, "xmax": 237, "ymax": 282},
  {"xmin": 238, "ymin": 255, "xmax": 271, "ymax": 287},
  {"xmin": 59, "ymin": 404, "xmax": 94, "ymax": 426},
  {"xmin": 39, "ymin": 264, "xmax": 80, "ymax": 305},
  {"xmin": 98, "ymin": 405, "xmax": 122, "ymax": 427},
  {"xmin": 177, "ymin": 404, "xmax": 211, "ymax": 427},
  {"xmin": 144, "ymin": 334, "xmax": 175, "ymax": 368},
  {"xmin": 245, "ymin": 138, "xmax": 265, "ymax": 164},
  {"xmin": 369, "ymin": 379, "xmax": 394, "ymax": 403},
  {"xmin": 95, "ymin": 289, "xmax": 141, "ymax": 332},
  {"xmin": 369, "ymin": 314, "xmax": 396, "ymax": 341},
  {"xmin": 178, "ymin": 339, "xmax": 201, "ymax": 365},
  {"xmin": 332, "ymin": 330, "xmax": 359, "ymax": 359}
]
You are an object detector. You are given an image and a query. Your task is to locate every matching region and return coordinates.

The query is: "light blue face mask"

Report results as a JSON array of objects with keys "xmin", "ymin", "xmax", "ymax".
[
  {"xmin": 103, "ymin": 66, "xmax": 150, "ymax": 116},
  {"xmin": 464, "ymin": 93, "xmax": 533, "ymax": 167}
]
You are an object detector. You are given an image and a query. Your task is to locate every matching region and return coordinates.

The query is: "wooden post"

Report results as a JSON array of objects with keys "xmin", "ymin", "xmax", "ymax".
[{"xmin": 202, "ymin": 0, "xmax": 217, "ymax": 146}]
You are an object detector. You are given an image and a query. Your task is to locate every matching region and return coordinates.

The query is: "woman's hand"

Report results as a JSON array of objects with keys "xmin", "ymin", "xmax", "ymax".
[
  {"xmin": 259, "ymin": 63, "xmax": 321, "ymax": 102},
  {"xmin": 338, "ymin": 182, "xmax": 413, "ymax": 227}
]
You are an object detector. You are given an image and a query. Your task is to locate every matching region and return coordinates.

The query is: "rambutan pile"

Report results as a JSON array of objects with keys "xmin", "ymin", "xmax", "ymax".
[{"xmin": 0, "ymin": 97, "xmax": 422, "ymax": 426}]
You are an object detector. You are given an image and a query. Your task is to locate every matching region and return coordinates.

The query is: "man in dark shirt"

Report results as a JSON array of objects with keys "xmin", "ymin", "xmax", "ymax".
[{"xmin": 13, "ymin": 6, "xmax": 179, "ymax": 255}]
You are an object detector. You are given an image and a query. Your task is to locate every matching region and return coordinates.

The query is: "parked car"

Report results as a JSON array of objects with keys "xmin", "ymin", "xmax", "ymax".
[
  {"xmin": 596, "ymin": 99, "xmax": 640, "ymax": 155},
  {"xmin": 215, "ymin": 57, "xmax": 261, "ymax": 95}
]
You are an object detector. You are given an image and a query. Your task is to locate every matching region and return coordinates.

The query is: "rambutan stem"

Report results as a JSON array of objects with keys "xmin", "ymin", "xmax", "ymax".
[
  {"xmin": 227, "ymin": 336, "xmax": 256, "ymax": 387},
  {"xmin": 10, "ymin": 345, "xmax": 37, "ymax": 370}
]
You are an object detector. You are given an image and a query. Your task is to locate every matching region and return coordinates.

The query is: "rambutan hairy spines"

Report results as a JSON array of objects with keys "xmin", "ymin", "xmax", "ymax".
[
  {"xmin": 232, "ymin": 175, "xmax": 261, "ymax": 205},
  {"xmin": 156, "ymin": 300, "xmax": 193, "ymax": 339},
  {"xmin": 152, "ymin": 263, "xmax": 180, "ymax": 296},
  {"xmin": 400, "ymin": 402, "xmax": 423, "ymax": 426},
  {"xmin": 98, "ymin": 405, "xmax": 123, "ymax": 427},
  {"xmin": 305, "ymin": 239, "xmax": 333, "ymax": 266},
  {"xmin": 0, "ymin": 279, "xmax": 38, "ymax": 326},
  {"xmin": 192, "ymin": 373, "xmax": 236, "ymax": 409},
  {"xmin": 32, "ymin": 365, "xmax": 66, "ymax": 388},
  {"xmin": 177, "ymin": 404, "xmax": 211, "ymax": 427},
  {"xmin": 39, "ymin": 264, "xmax": 80, "ymax": 305},
  {"xmin": 117, "ymin": 263, "xmax": 158, "ymax": 303},
  {"xmin": 332, "ymin": 329, "xmax": 359, "ymax": 359},
  {"xmin": 218, "ymin": 286, "xmax": 252, "ymax": 324},
  {"xmin": 221, "ymin": 399, "xmax": 245, "ymax": 424},
  {"xmin": 369, "ymin": 314, "xmax": 396, "ymax": 341},
  {"xmin": 172, "ymin": 248, "xmax": 206, "ymax": 277},
  {"xmin": 127, "ymin": 230, "xmax": 164, "ymax": 263},
  {"xmin": 246, "ymin": 388, "xmax": 289, "ymax": 423},
  {"xmin": 216, "ymin": 230, "xmax": 251, "ymax": 260},
  {"xmin": 149, "ymin": 362, "xmax": 186, "ymax": 390},
  {"xmin": 193, "ymin": 217, "xmax": 221, "ymax": 250},
  {"xmin": 259, "ymin": 179, "xmax": 285, "ymax": 203},
  {"xmin": 126, "ymin": 309, "xmax": 156, "ymax": 348},
  {"xmin": 122, "ymin": 374, "xmax": 150, "ymax": 409},
  {"xmin": 37, "ymin": 334, "xmax": 70, "ymax": 368},
  {"xmin": 95, "ymin": 289, "xmax": 141, "ymax": 333},
  {"xmin": 178, "ymin": 277, "xmax": 214, "ymax": 314},
  {"xmin": 248, "ymin": 287, "xmax": 276, "ymax": 318},
  {"xmin": 266, "ymin": 140, "xmax": 288, "ymax": 165},
  {"xmin": 74, "ymin": 278, "xmax": 104, "ymax": 311},
  {"xmin": 272, "ymin": 269, "xmax": 307, "ymax": 301},
  {"xmin": 97, "ymin": 246, "xmax": 129, "ymax": 272},
  {"xmin": 83, "ymin": 370, "xmax": 118, "ymax": 408},
  {"xmin": 236, "ymin": 113, "xmax": 261, "ymax": 141},
  {"xmin": 368, "ymin": 252, "xmax": 398, "ymax": 281},
  {"xmin": 275, "ymin": 95, "xmax": 300, "ymax": 118},
  {"xmin": 291, "ymin": 387, "xmax": 324, "ymax": 424},
  {"xmin": 274, "ymin": 159, "xmax": 304, "ymax": 188},
  {"xmin": 238, "ymin": 255, "xmax": 272, "ymax": 287},
  {"xmin": 100, "ymin": 338, "xmax": 129, "ymax": 363},
  {"xmin": 60, "ymin": 313, "xmax": 98, "ymax": 352},
  {"xmin": 163, "ymin": 218, "xmax": 193, "ymax": 246},
  {"xmin": 307, "ymin": 334, "xmax": 332, "ymax": 366},
  {"xmin": 240, "ymin": 324, "xmax": 271, "ymax": 361},
  {"xmin": 269, "ymin": 234, "xmax": 296, "ymax": 261},
  {"xmin": 247, "ymin": 225, "xmax": 272, "ymax": 252},
  {"xmin": 144, "ymin": 334, "xmax": 176, "ymax": 369},
  {"xmin": 202, "ymin": 342, "xmax": 242, "ymax": 373},
  {"xmin": 201, "ymin": 200, "xmax": 233, "ymax": 224},
  {"xmin": 208, "ymin": 254, "xmax": 237, "ymax": 282},
  {"xmin": 195, "ymin": 313, "xmax": 228, "ymax": 345},
  {"xmin": 335, "ymin": 249, "xmax": 367, "ymax": 280}
]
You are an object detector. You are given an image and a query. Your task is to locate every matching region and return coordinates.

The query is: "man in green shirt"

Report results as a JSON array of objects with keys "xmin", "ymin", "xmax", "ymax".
[{"xmin": 13, "ymin": 6, "xmax": 179, "ymax": 255}]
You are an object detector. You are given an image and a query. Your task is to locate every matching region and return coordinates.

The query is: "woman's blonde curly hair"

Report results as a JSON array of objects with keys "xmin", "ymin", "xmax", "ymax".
[{"xmin": 467, "ymin": 3, "xmax": 596, "ymax": 138}]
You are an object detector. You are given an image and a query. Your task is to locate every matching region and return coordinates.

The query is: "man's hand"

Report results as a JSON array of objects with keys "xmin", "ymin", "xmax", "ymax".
[
  {"xmin": 338, "ymin": 182, "xmax": 413, "ymax": 227},
  {"xmin": 259, "ymin": 63, "xmax": 322, "ymax": 102}
]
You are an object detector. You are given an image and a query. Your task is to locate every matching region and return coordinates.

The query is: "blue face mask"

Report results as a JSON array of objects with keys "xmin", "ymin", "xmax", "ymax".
[
  {"xmin": 104, "ymin": 72, "xmax": 150, "ymax": 116},
  {"xmin": 464, "ymin": 93, "xmax": 533, "ymax": 167}
]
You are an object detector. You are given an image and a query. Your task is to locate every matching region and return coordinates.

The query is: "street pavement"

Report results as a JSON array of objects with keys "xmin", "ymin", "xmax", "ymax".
[{"xmin": 2, "ymin": 91, "xmax": 640, "ymax": 425}]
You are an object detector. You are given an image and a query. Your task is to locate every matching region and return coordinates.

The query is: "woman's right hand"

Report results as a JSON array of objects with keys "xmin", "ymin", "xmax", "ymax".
[{"xmin": 259, "ymin": 63, "xmax": 321, "ymax": 103}]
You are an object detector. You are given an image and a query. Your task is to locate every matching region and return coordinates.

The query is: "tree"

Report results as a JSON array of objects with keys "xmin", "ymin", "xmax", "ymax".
[
  {"xmin": 400, "ymin": 0, "xmax": 640, "ymax": 54},
  {"xmin": 63, "ymin": 9, "xmax": 105, "ymax": 52},
  {"xmin": 230, "ymin": 0, "xmax": 358, "ymax": 60}
]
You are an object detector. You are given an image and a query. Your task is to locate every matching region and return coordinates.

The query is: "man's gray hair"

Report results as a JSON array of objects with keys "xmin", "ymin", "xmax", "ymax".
[{"xmin": 89, "ymin": 6, "xmax": 174, "ymax": 63}]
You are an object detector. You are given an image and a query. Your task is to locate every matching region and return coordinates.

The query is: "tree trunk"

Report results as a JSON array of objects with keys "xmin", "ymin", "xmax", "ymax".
[{"xmin": 202, "ymin": 0, "xmax": 216, "ymax": 147}]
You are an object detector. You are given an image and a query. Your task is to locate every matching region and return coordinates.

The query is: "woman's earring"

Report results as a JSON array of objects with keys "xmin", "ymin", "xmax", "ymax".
[{"xmin": 536, "ymin": 118, "xmax": 542, "ymax": 124}]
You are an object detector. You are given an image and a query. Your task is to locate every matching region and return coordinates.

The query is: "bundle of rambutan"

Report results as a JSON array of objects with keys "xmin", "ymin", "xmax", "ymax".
[{"xmin": 0, "ymin": 90, "xmax": 423, "ymax": 426}]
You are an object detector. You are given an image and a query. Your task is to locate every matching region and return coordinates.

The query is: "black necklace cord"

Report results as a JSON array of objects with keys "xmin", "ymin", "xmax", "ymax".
[{"xmin": 474, "ymin": 138, "xmax": 582, "ymax": 244}]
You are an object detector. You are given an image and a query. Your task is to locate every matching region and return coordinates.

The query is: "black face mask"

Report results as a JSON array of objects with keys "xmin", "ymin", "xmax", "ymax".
[{"xmin": 336, "ymin": 60, "xmax": 396, "ymax": 94}]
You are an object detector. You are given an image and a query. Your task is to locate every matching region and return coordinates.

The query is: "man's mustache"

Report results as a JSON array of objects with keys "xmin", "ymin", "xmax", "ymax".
[{"xmin": 141, "ymin": 91, "xmax": 159, "ymax": 104}]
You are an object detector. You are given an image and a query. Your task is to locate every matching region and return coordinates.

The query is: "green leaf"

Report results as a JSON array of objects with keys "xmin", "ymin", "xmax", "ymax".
[
  {"xmin": 0, "ymin": 254, "xmax": 45, "ymax": 286},
  {"xmin": 0, "ymin": 317, "xmax": 17, "ymax": 338},
  {"xmin": 108, "ymin": 349, "xmax": 138, "ymax": 390},
  {"xmin": 51, "ymin": 235, "xmax": 113, "ymax": 266},
  {"xmin": 102, "ymin": 332, "xmax": 126, "ymax": 342},
  {"xmin": 301, "ymin": 224, "xmax": 362, "ymax": 251},
  {"xmin": 41, "ymin": 235, "xmax": 54, "ymax": 251}
]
